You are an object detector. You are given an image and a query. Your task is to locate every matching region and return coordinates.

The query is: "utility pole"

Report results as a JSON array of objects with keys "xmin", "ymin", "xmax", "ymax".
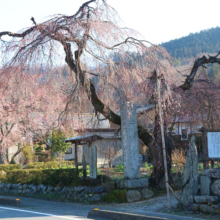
[{"xmin": 156, "ymin": 69, "xmax": 171, "ymax": 209}]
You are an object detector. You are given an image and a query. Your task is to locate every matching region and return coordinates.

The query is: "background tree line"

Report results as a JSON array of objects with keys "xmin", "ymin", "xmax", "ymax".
[{"xmin": 161, "ymin": 27, "xmax": 220, "ymax": 60}]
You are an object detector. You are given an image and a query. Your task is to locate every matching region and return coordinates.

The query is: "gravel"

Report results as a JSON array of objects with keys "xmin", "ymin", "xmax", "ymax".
[{"xmin": 104, "ymin": 191, "xmax": 220, "ymax": 220}]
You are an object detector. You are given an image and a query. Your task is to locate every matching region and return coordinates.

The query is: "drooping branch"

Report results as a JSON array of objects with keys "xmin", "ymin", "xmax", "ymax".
[
  {"xmin": 0, "ymin": 0, "xmax": 154, "ymax": 147},
  {"xmin": 88, "ymin": 35, "xmax": 156, "ymax": 50},
  {"xmin": 180, "ymin": 52, "xmax": 220, "ymax": 90},
  {"xmin": 0, "ymin": 27, "xmax": 36, "ymax": 39}
]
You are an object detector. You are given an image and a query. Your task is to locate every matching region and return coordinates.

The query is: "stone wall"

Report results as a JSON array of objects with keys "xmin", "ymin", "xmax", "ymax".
[
  {"xmin": 0, "ymin": 178, "xmax": 153, "ymax": 203},
  {"xmin": 0, "ymin": 183, "xmax": 105, "ymax": 202},
  {"xmin": 179, "ymin": 168, "xmax": 220, "ymax": 214}
]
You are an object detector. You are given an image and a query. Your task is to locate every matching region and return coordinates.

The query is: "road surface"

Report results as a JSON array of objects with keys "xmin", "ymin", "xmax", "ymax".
[
  {"xmin": 0, "ymin": 195, "xmax": 208, "ymax": 220},
  {"xmin": 0, "ymin": 196, "xmax": 104, "ymax": 220}
]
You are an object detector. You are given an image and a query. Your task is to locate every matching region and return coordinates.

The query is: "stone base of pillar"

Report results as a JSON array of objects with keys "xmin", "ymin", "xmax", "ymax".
[{"xmin": 116, "ymin": 178, "xmax": 148, "ymax": 190}]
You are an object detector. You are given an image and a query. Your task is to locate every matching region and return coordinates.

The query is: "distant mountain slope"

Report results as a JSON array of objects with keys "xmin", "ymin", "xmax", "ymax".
[{"xmin": 161, "ymin": 27, "xmax": 220, "ymax": 59}]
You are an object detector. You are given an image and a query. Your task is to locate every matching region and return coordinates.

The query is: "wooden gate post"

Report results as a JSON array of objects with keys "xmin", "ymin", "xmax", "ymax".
[{"xmin": 202, "ymin": 131, "xmax": 209, "ymax": 169}]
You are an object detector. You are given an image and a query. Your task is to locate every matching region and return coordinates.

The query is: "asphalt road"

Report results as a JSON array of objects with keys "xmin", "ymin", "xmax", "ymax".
[
  {"xmin": 0, "ymin": 196, "xmax": 105, "ymax": 220},
  {"xmin": 0, "ymin": 195, "xmax": 208, "ymax": 220}
]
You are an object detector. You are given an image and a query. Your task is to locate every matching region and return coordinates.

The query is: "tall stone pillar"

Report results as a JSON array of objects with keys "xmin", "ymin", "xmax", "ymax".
[
  {"xmin": 120, "ymin": 102, "xmax": 140, "ymax": 179},
  {"xmin": 89, "ymin": 145, "xmax": 97, "ymax": 179}
]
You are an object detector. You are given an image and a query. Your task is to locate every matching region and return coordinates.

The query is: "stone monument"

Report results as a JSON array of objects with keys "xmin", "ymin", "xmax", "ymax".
[
  {"xmin": 118, "ymin": 102, "xmax": 148, "ymax": 189},
  {"xmin": 120, "ymin": 102, "xmax": 140, "ymax": 179},
  {"xmin": 180, "ymin": 135, "xmax": 198, "ymax": 204}
]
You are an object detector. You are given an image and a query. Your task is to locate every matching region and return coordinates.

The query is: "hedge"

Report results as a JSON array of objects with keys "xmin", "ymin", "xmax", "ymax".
[
  {"xmin": 1, "ymin": 168, "xmax": 82, "ymax": 186},
  {"xmin": 0, "ymin": 164, "xmax": 22, "ymax": 171},
  {"xmin": 25, "ymin": 161, "xmax": 75, "ymax": 169},
  {"xmin": 102, "ymin": 190, "xmax": 127, "ymax": 203}
]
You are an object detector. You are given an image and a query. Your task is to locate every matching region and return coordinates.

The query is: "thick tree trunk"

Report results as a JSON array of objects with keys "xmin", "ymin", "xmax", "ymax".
[
  {"xmin": 89, "ymin": 81, "xmax": 153, "ymax": 144},
  {"xmin": 149, "ymin": 114, "xmax": 173, "ymax": 188},
  {"xmin": 63, "ymin": 43, "xmax": 154, "ymax": 147},
  {"xmin": 9, "ymin": 147, "xmax": 23, "ymax": 164},
  {"xmin": 0, "ymin": 149, "xmax": 9, "ymax": 164}
]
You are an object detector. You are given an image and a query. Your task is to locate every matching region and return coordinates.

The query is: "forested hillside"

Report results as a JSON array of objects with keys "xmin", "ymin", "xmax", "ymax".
[{"xmin": 161, "ymin": 27, "xmax": 220, "ymax": 59}]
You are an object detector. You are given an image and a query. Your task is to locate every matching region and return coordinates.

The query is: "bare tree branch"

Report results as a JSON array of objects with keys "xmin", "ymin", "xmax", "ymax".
[
  {"xmin": 180, "ymin": 52, "xmax": 220, "ymax": 90},
  {"xmin": 0, "ymin": 27, "xmax": 36, "ymax": 39}
]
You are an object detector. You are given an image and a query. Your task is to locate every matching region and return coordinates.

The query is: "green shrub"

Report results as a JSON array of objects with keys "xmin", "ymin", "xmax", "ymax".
[
  {"xmin": 86, "ymin": 165, "xmax": 90, "ymax": 175},
  {"xmin": 25, "ymin": 162, "xmax": 45, "ymax": 169},
  {"xmin": 4, "ymin": 168, "xmax": 82, "ymax": 186},
  {"xmin": 0, "ymin": 171, "xmax": 6, "ymax": 182},
  {"xmin": 116, "ymin": 163, "xmax": 124, "ymax": 172},
  {"xmin": 71, "ymin": 177, "xmax": 82, "ymax": 187},
  {"xmin": 22, "ymin": 145, "xmax": 34, "ymax": 163},
  {"xmin": 9, "ymin": 158, "xmax": 16, "ymax": 164},
  {"xmin": 198, "ymin": 163, "xmax": 203, "ymax": 170},
  {"xmin": 214, "ymin": 162, "xmax": 220, "ymax": 168},
  {"xmin": 85, "ymin": 166, "xmax": 101, "ymax": 176},
  {"xmin": 25, "ymin": 161, "xmax": 75, "ymax": 169},
  {"xmin": 0, "ymin": 164, "xmax": 22, "ymax": 171},
  {"xmin": 33, "ymin": 143, "xmax": 49, "ymax": 162},
  {"xmin": 102, "ymin": 190, "xmax": 127, "ymax": 203},
  {"xmin": 145, "ymin": 162, "xmax": 149, "ymax": 170},
  {"xmin": 48, "ymin": 130, "xmax": 71, "ymax": 156}
]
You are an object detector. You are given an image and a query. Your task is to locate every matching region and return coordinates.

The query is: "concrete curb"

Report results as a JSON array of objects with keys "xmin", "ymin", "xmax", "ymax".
[
  {"xmin": 0, "ymin": 197, "xmax": 23, "ymax": 207},
  {"xmin": 87, "ymin": 209, "xmax": 206, "ymax": 220},
  {"xmin": 88, "ymin": 210, "xmax": 168, "ymax": 220}
]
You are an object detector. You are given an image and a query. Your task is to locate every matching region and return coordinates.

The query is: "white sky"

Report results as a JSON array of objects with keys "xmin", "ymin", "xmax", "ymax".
[{"xmin": 0, "ymin": 0, "xmax": 219, "ymax": 44}]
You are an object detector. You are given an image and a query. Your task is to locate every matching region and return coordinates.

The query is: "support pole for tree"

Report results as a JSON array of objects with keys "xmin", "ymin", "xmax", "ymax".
[{"xmin": 156, "ymin": 69, "xmax": 171, "ymax": 209}]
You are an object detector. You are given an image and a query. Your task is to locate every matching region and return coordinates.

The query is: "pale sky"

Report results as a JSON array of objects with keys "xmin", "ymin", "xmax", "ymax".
[{"xmin": 0, "ymin": 0, "xmax": 220, "ymax": 44}]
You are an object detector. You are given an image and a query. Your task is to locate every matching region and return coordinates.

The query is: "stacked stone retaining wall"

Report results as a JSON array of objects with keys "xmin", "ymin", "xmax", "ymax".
[
  {"xmin": 0, "ymin": 178, "xmax": 153, "ymax": 203},
  {"xmin": 179, "ymin": 168, "xmax": 220, "ymax": 214}
]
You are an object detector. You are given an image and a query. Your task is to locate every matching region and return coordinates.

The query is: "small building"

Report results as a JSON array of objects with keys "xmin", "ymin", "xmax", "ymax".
[
  {"xmin": 64, "ymin": 131, "xmax": 122, "ymax": 168},
  {"xmin": 169, "ymin": 115, "xmax": 202, "ymax": 140}
]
